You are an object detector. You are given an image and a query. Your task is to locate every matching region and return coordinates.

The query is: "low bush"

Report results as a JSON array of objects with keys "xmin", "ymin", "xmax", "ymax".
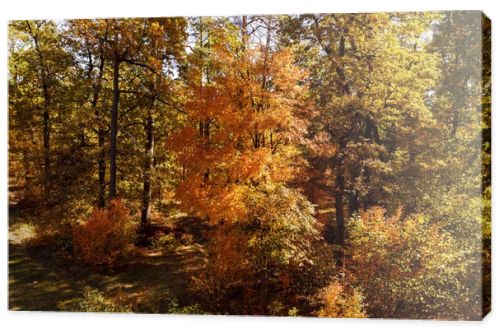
[
  {"xmin": 137, "ymin": 288, "xmax": 205, "ymax": 314},
  {"xmin": 77, "ymin": 288, "xmax": 132, "ymax": 313},
  {"xmin": 72, "ymin": 199, "xmax": 136, "ymax": 268},
  {"xmin": 347, "ymin": 207, "xmax": 481, "ymax": 319},
  {"xmin": 190, "ymin": 184, "xmax": 320, "ymax": 315},
  {"xmin": 27, "ymin": 223, "xmax": 73, "ymax": 254}
]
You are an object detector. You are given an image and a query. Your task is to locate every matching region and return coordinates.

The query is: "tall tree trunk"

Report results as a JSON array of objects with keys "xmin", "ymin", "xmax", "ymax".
[
  {"xmin": 109, "ymin": 55, "xmax": 120, "ymax": 200},
  {"xmin": 333, "ymin": 34, "xmax": 349, "ymax": 250},
  {"xmin": 198, "ymin": 19, "xmax": 211, "ymax": 184},
  {"xmin": 450, "ymin": 43, "xmax": 462, "ymax": 138},
  {"xmin": 93, "ymin": 47, "xmax": 106, "ymax": 208},
  {"xmin": 258, "ymin": 229, "xmax": 268, "ymax": 313},
  {"xmin": 42, "ymin": 86, "xmax": 50, "ymax": 198},
  {"xmin": 334, "ymin": 182, "xmax": 345, "ymax": 267},
  {"xmin": 259, "ymin": 268, "xmax": 268, "ymax": 313},
  {"xmin": 348, "ymin": 193, "xmax": 359, "ymax": 217},
  {"xmin": 98, "ymin": 130, "xmax": 106, "ymax": 207},
  {"xmin": 334, "ymin": 137, "xmax": 347, "ymax": 266},
  {"xmin": 241, "ymin": 16, "xmax": 248, "ymax": 50},
  {"xmin": 335, "ymin": 173, "xmax": 345, "ymax": 247},
  {"xmin": 27, "ymin": 22, "xmax": 51, "ymax": 199},
  {"xmin": 333, "ymin": 32, "xmax": 351, "ymax": 263},
  {"xmin": 141, "ymin": 108, "xmax": 154, "ymax": 230},
  {"xmin": 202, "ymin": 119, "xmax": 210, "ymax": 182}
]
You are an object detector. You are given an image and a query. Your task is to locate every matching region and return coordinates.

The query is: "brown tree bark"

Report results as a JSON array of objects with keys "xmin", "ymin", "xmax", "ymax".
[
  {"xmin": 141, "ymin": 108, "xmax": 154, "ymax": 229},
  {"xmin": 42, "ymin": 86, "xmax": 51, "ymax": 198},
  {"xmin": 109, "ymin": 54, "xmax": 120, "ymax": 200},
  {"xmin": 27, "ymin": 22, "xmax": 51, "ymax": 199},
  {"xmin": 334, "ymin": 172, "xmax": 345, "ymax": 247},
  {"xmin": 334, "ymin": 33, "xmax": 349, "ymax": 251},
  {"xmin": 97, "ymin": 130, "xmax": 106, "ymax": 207},
  {"xmin": 89, "ymin": 45, "xmax": 107, "ymax": 208}
]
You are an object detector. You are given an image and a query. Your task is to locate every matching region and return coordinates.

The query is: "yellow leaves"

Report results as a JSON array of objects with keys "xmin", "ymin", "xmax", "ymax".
[
  {"xmin": 316, "ymin": 281, "xmax": 367, "ymax": 318},
  {"xmin": 190, "ymin": 181, "xmax": 319, "ymax": 314},
  {"xmin": 346, "ymin": 206, "xmax": 474, "ymax": 318}
]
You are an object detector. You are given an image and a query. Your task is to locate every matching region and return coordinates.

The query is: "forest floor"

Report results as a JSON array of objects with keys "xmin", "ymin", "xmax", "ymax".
[{"xmin": 8, "ymin": 210, "xmax": 207, "ymax": 313}]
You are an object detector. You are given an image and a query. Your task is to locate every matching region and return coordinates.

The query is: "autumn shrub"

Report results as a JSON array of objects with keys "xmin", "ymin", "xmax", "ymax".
[
  {"xmin": 23, "ymin": 190, "xmax": 96, "ymax": 256},
  {"xmin": 347, "ymin": 206, "xmax": 481, "ymax": 319},
  {"xmin": 27, "ymin": 225, "xmax": 59, "ymax": 249},
  {"xmin": 72, "ymin": 199, "xmax": 136, "ymax": 268},
  {"xmin": 191, "ymin": 183, "xmax": 320, "ymax": 315},
  {"xmin": 315, "ymin": 280, "xmax": 366, "ymax": 318}
]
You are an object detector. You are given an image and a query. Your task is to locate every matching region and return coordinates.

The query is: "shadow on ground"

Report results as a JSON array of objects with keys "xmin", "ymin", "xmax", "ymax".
[{"xmin": 8, "ymin": 220, "xmax": 206, "ymax": 312}]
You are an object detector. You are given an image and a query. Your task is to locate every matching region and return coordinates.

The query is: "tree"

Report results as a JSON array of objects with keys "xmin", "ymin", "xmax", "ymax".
[
  {"xmin": 65, "ymin": 20, "xmax": 110, "ymax": 207},
  {"xmin": 423, "ymin": 11, "xmax": 486, "ymax": 317},
  {"xmin": 280, "ymin": 13, "xmax": 439, "ymax": 252},
  {"xmin": 124, "ymin": 18, "xmax": 187, "ymax": 230},
  {"xmin": 192, "ymin": 183, "xmax": 318, "ymax": 314},
  {"xmin": 9, "ymin": 20, "xmax": 73, "ymax": 203},
  {"xmin": 170, "ymin": 16, "xmax": 311, "ymax": 223},
  {"xmin": 171, "ymin": 16, "xmax": 319, "ymax": 314}
]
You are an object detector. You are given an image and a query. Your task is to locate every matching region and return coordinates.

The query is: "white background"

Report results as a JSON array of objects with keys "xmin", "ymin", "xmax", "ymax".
[{"xmin": 0, "ymin": 0, "xmax": 498, "ymax": 333}]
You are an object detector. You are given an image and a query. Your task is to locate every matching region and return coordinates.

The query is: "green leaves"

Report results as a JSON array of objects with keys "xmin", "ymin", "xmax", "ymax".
[{"xmin": 347, "ymin": 207, "xmax": 482, "ymax": 319}]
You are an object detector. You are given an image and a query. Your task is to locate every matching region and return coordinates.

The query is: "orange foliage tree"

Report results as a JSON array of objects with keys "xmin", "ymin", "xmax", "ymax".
[
  {"xmin": 170, "ymin": 17, "xmax": 319, "ymax": 314},
  {"xmin": 168, "ymin": 17, "xmax": 311, "ymax": 224}
]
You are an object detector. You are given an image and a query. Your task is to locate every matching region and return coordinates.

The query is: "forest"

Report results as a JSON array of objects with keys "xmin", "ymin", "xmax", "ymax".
[{"xmin": 8, "ymin": 11, "xmax": 490, "ymax": 319}]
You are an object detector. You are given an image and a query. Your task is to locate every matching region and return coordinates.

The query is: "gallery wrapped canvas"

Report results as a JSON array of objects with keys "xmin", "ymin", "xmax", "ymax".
[{"xmin": 8, "ymin": 11, "xmax": 490, "ymax": 320}]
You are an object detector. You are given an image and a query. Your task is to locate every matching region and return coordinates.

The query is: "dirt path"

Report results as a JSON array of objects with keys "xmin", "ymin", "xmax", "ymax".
[
  {"xmin": 8, "ymin": 220, "xmax": 206, "ymax": 312},
  {"xmin": 9, "ymin": 242, "xmax": 82, "ymax": 311}
]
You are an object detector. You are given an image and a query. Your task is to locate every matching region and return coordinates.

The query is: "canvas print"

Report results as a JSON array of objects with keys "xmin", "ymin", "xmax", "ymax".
[{"xmin": 8, "ymin": 11, "xmax": 490, "ymax": 319}]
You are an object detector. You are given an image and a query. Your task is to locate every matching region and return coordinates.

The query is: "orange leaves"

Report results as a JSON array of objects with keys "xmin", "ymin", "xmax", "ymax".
[
  {"xmin": 226, "ymin": 148, "xmax": 269, "ymax": 181},
  {"xmin": 176, "ymin": 178, "xmax": 247, "ymax": 225},
  {"xmin": 165, "ymin": 24, "xmax": 321, "ymax": 314},
  {"xmin": 185, "ymin": 85, "xmax": 226, "ymax": 120},
  {"xmin": 168, "ymin": 23, "xmax": 312, "ymax": 225},
  {"xmin": 72, "ymin": 199, "xmax": 136, "ymax": 268},
  {"xmin": 197, "ymin": 223, "xmax": 250, "ymax": 283}
]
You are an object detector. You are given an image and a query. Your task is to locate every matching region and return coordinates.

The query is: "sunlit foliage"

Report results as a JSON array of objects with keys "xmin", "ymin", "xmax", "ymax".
[
  {"xmin": 347, "ymin": 207, "xmax": 482, "ymax": 319},
  {"xmin": 8, "ymin": 12, "xmax": 489, "ymax": 319},
  {"xmin": 315, "ymin": 280, "xmax": 366, "ymax": 318}
]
